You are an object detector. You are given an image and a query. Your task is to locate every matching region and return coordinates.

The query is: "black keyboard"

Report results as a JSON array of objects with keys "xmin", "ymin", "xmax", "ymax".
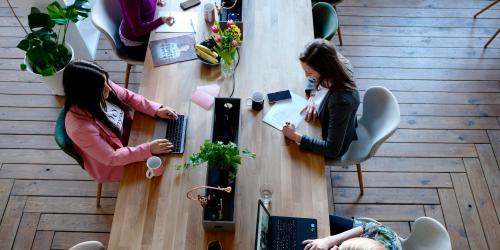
[
  {"xmin": 275, "ymin": 218, "xmax": 297, "ymax": 250},
  {"xmin": 164, "ymin": 115, "xmax": 187, "ymax": 153}
]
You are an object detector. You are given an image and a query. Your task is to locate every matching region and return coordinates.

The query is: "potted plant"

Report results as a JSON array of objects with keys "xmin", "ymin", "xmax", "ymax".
[
  {"xmin": 177, "ymin": 139, "xmax": 255, "ymax": 231},
  {"xmin": 17, "ymin": 0, "xmax": 90, "ymax": 95},
  {"xmin": 177, "ymin": 140, "xmax": 255, "ymax": 182},
  {"xmin": 210, "ymin": 20, "xmax": 241, "ymax": 78}
]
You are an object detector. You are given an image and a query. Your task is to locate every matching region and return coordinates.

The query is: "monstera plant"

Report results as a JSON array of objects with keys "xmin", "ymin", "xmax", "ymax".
[{"xmin": 17, "ymin": 0, "xmax": 90, "ymax": 95}]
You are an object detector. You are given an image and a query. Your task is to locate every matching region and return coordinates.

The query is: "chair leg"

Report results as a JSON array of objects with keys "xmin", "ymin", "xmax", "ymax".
[
  {"xmin": 96, "ymin": 183, "xmax": 102, "ymax": 207},
  {"xmin": 124, "ymin": 64, "xmax": 132, "ymax": 89},
  {"xmin": 484, "ymin": 28, "xmax": 500, "ymax": 48},
  {"xmin": 474, "ymin": 0, "xmax": 500, "ymax": 18},
  {"xmin": 356, "ymin": 163, "xmax": 364, "ymax": 195},
  {"xmin": 333, "ymin": 6, "xmax": 343, "ymax": 46}
]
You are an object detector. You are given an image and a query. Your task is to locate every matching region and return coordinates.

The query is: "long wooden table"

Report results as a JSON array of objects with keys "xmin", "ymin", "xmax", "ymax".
[{"xmin": 108, "ymin": 0, "xmax": 329, "ymax": 248}]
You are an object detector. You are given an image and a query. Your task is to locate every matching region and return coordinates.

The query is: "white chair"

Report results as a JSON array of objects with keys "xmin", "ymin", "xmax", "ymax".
[
  {"xmin": 327, "ymin": 86, "xmax": 400, "ymax": 194},
  {"xmin": 91, "ymin": 0, "xmax": 143, "ymax": 89},
  {"xmin": 356, "ymin": 217, "xmax": 451, "ymax": 250},
  {"xmin": 69, "ymin": 241, "xmax": 105, "ymax": 250},
  {"xmin": 401, "ymin": 217, "xmax": 452, "ymax": 250}
]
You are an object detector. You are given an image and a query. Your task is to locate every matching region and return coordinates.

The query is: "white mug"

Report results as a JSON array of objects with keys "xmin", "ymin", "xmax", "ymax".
[{"xmin": 146, "ymin": 156, "xmax": 164, "ymax": 179}]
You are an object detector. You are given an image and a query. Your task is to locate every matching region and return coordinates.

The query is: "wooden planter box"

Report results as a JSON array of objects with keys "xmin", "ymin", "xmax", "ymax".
[{"xmin": 202, "ymin": 98, "xmax": 241, "ymax": 232}]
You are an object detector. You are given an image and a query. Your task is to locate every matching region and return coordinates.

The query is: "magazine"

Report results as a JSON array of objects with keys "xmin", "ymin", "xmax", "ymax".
[{"xmin": 149, "ymin": 34, "xmax": 197, "ymax": 67}]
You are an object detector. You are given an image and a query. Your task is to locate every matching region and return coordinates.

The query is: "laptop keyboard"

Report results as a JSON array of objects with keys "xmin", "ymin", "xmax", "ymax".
[
  {"xmin": 164, "ymin": 115, "xmax": 186, "ymax": 153},
  {"xmin": 276, "ymin": 218, "xmax": 297, "ymax": 250}
]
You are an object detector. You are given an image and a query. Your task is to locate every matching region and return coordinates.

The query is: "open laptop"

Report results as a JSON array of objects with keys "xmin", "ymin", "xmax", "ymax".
[
  {"xmin": 153, "ymin": 115, "xmax": 188, "ymax": 154},
  {"xmin": 255, "ymin": 200, "xmax": 317, "ymax": 250}
]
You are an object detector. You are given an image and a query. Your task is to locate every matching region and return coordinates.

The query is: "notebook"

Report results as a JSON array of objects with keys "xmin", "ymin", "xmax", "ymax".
[{"xmin": 156, "ymin": 11, "xmax": 197, "ymax": 33}]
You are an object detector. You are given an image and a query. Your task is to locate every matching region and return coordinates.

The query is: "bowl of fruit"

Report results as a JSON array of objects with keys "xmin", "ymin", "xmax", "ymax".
[{"xmin": 195, "ymin": 39, "xmax": 220, "ymax": 65}]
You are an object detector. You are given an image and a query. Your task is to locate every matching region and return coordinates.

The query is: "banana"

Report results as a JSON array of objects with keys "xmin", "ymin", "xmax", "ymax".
[
  {"xmin": 196, "ymin": 48, "xmax": 218, "ymax": 64},
  {"xmin": 195, "ymin": 44, "xmax": 218, "ymax": 58}
]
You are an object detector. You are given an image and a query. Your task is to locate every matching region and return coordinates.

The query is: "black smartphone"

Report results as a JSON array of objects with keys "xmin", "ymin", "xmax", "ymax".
[
  {"xmin": 267, "ymin": 90, "xmax": 292, "ymax": 103},
  {"xmin": 180, "ymin": 0, "xmax": 200, "ymax": 10}
]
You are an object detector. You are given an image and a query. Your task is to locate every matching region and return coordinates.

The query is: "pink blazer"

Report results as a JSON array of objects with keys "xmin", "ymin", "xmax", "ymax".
[{"xmin": 65, "ymin": 81, "xmax": 161, "ymax": 182}]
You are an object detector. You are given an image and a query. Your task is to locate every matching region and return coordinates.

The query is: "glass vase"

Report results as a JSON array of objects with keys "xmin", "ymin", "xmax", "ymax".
[{"xmin": 220, "ymin": 52, "xmax": 239, "ymax": 78}]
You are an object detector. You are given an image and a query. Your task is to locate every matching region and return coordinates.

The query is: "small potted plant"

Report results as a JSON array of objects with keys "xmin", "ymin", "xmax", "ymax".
[
  {"xmin": 17, "ymin": 0, "xmax": 90, "ymax": 95},
  {"xmin": 177, "ymin": 140, "xmax": 255, "ymax": 183},
  {"xmin": 210, "ymin": 20, "xmax": 241, "ymax": 78},
  {"xmin": 177, "ymin": 139, "xmax": 254, "ymax": 230}
]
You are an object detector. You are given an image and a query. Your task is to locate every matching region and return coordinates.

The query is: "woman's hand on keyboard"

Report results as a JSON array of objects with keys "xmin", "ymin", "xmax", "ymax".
[
  {"xmin": 156, "ymin": 106, "xmax": 178, "ymax": 120},
  {"xmin": 150, "ymin": 139, "xmax": 173, "ymax": 154}
]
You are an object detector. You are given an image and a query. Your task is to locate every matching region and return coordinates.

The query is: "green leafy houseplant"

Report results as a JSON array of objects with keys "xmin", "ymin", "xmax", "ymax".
[
  {"xmin": 17, "ymin": 0, "xmax": 90, "ymax": 76},
  {"xmin": 177, "ymin": 140, "xmax": 256, "ymax": 180}
]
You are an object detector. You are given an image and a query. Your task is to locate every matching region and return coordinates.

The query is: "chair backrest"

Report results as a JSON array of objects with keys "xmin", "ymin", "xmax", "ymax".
[
  {"xmin": 91, "ymin": 0, "xmax": 123, "ymax": 54},
  {"xmin": 68, "ymin": 241, "xmax": 105, "ymax": 250},
  {"xmin": 312, "ymin": 2, "xmax": 339, "ymax": 40},
  {"xmin": 400, "ymin": 217, "xmax": 452, "ymax": 250},
  {"xmin": 55, "ymin": 108, "xmax": 84, "ymax": 168},
  {"xmin": 358, "ymin": 86, "xmax": 400, "ymax": 158}
]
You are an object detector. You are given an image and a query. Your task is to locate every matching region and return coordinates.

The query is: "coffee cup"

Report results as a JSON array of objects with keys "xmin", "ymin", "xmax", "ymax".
[
  {"xmin": 203, "ymin": 3, "xmax": 215, "ymax": 24},
  {"xmin": 146, "ymin": 156, "xmax": 164, "ymax": 179},
  {"xmin": 207, "ymin": 240, "xmax": 222, "ymax": 250},
  {"xmin": 246, "ymin": 92, "xmax": 264, "ymax": 111}
]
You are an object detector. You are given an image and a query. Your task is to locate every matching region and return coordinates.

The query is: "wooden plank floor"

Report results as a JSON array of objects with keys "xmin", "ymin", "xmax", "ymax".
[{"xmin": 0, "ymin": 0, "xmax": 499, "ymax": 249}]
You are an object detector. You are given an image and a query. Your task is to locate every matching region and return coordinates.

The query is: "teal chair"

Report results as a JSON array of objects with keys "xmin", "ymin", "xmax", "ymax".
[
  {"xmin": 312, "ymin": 1, "xmax": 342, "ymax": 45},
  {"xmin": 55, "ymin": 108, "xmax": 103, "ymax": 207}
]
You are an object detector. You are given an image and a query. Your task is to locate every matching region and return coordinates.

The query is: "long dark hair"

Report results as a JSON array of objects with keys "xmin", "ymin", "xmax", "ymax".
[
  {"xmin": 299, "ymin": 39, "xmax": 356, "ymax": 91},
  {"xmin": 63, "ymin": 60, "xmax": 129, "ymax": 137}
]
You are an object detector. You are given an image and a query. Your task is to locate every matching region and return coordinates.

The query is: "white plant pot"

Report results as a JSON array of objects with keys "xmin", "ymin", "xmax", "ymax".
[{"xmin": 24, "ymin": 43, "xmax": 74, "ymax": 96}]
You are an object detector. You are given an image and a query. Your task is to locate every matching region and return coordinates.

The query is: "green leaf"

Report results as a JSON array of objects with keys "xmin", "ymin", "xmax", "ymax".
[
  {"xmin": 28, "ymin": 12, "xmax": 55, "ymax": 31},
  {"xmin": 176, "ymin": 140, "xmax": 255, "ymax": 180},
  {"xmin": 47, "ymin": 2, "xmax": 66, "ymax": 19},
  {"xmin": 20, "ymin": 64, "xmax": 27, "ymax": 71},
  {"xmin": 17, "ymin": 39, "xmax": 30, "ymax": 51}
]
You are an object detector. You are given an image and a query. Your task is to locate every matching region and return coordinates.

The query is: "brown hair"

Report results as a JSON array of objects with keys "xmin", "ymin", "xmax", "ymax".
[
  {"xmin": 299, "ymin": 39, "xmax": 356, "ymax": 91},
  {"xmin": 63, "ymin": 60, "xmax": 130, "ymax": 137}
]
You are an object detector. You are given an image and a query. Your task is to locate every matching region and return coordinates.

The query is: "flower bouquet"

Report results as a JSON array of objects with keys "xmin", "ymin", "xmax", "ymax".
[{"xmin": 210, "ymin": 20, "xmax": 241, "ymax": 77}]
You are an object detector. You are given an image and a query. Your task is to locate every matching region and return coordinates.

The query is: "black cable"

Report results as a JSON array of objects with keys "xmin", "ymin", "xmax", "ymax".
[
  {"xmin": 228, "ymin": 48, "xmax": 240, "ymax": 98},
  {"xmin": 7, "ymin": 0, "xmax": 28, "ymax": 35}
]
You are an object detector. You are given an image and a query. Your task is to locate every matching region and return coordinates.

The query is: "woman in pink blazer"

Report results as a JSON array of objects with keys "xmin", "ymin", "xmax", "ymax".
[{"xmin": 63, "ymin": 60, "xmax": 177, "ymax": 182}]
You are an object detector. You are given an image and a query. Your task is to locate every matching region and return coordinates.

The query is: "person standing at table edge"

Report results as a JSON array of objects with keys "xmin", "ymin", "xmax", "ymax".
[
  {"xmin": 64, "ymin": 60, "xmax": 178, "ymax": 182},
  {"xmin": 283, "ymin": 39, "xmax": 360, "ymax": 159},
  {"xmin": 118, "ymin": 0, "xmax": 175, "ymax": 61}
]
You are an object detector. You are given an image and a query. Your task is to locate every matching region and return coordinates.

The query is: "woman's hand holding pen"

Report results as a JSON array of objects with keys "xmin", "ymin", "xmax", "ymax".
[{"xmin": 282, "ymin": 122, "xmax": 302, "ymax": 143}]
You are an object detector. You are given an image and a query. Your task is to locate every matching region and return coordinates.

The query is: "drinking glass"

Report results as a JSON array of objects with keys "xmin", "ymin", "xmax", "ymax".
[{"xmin": 259, "ymin": 184, "xmax": 274, "ymax": 207}]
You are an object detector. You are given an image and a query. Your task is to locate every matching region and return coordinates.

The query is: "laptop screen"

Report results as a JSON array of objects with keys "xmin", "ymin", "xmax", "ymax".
[{"xmin": 256, "ymin": 201, "xmax": 271, "ymax": 250}]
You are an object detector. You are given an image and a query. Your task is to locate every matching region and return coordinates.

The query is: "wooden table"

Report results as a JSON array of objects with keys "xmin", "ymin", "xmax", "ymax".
[{"xmin": 108, "ymin": 0, "xmax": 330, "ymax": 248}]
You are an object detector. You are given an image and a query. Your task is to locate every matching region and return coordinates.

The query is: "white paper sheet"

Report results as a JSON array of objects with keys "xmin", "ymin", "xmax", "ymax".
[
  {"xmin": 263, "ymin": 92, "xmax": 307, "ymax": 130},
  {"xmin": 156, "ymin": 11, "xmax": 197, "ymax": 33}
]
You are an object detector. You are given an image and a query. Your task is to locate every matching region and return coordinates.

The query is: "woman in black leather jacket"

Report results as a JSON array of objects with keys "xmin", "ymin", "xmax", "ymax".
[{"xmin": 283, "ymin": 39, "xmax": 360, "ymax": 159}]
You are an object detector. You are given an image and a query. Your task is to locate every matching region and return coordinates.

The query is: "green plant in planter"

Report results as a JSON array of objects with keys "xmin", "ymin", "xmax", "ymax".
[
  {"xmin": 17, "ymin": 0, "xmax": 90, "ymax": 76},
  {"xmin": 177, "ymin": 140, "xmax": 256, "ymax": 180}
]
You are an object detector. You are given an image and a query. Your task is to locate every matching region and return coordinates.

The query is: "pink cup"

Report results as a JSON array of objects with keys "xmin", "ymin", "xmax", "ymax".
[{"xmin": 146, "ymin": 156, "xmax": 164, "ymax": 179}]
